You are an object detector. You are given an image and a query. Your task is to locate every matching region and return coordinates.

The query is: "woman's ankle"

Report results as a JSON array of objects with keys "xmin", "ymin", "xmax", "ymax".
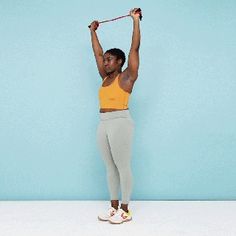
[
  {"xmin": 111, "ymin": 200, "xmax": 119, "ymax": 210},
  {"xmin": 120, "ymin": 203, "xmax": 129, "ymax": 213}
]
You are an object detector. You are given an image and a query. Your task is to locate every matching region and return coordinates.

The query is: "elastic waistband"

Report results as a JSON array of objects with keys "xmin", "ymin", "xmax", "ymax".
[{"xmin": 99, "ymin": 110, "xmax": 132, "ymax": 121}]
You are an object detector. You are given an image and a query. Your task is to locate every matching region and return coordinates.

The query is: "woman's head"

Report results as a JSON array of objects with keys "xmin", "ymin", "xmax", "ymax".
[{"xmin": 103, "ymin": 48, "xmax": 126, "ymax": 74}]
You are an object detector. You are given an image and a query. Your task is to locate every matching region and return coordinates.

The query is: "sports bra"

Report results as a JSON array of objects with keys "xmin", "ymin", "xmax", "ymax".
[{"xmin": 98, "ymin": 74, "xmax": 130, "ymax": 109}]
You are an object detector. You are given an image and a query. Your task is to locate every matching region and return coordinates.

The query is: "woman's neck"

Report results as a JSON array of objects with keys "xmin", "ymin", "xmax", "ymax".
[{"xmin": 107, "ymin": 71, "xmax": 121, "ymax": 79}]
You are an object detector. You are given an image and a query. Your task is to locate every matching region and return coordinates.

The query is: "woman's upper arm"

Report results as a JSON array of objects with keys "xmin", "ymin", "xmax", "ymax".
[
  {"xmin": 95, "ymin": 54, "xmax": 106, "ymax": 79},
  {"xmin": 124, "ymin": 49, "xmax": 139, "ymax": 82}
]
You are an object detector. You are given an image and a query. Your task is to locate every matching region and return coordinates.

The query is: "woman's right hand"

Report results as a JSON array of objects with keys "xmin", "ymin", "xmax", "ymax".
[{"xmin": 89, "ymin": 21, "xmax": 99, "ymax": 31}]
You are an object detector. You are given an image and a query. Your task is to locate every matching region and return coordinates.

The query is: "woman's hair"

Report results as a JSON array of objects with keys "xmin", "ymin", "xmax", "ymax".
[{"xmin": 105, "ymin": 48, "xmax": 126, "ymax": 68}]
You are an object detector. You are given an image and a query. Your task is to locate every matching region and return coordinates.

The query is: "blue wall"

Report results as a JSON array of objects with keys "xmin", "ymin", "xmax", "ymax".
[{"xmin": 0, "ymin": 0, "xmax": 236, "ymax": 200}]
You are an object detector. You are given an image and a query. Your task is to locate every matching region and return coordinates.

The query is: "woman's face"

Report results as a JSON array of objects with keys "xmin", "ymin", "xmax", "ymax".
[{"xmin": 103, "ymin": 53, "xmax": 121, "ymax": 74}]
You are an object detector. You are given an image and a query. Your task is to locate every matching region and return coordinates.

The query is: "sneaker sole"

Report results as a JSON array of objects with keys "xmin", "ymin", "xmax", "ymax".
[
  {"xmin": 97, "ymin": 216, "xmax": 109, "ymax": 221},
  {"xmin": 109, "ymin": 217, "xmax": 132, "ymax": 224}
]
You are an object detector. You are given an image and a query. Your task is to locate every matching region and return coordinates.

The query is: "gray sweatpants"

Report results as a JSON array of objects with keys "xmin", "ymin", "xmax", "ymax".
[{"xmin": 97, "ymin": 110, "xmax": 134, "ymax": 204}]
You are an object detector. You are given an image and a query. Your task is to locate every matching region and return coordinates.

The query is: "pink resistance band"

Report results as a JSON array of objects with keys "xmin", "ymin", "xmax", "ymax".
[{"xmin": 88, "ymin": 8, "xmax": 142, "ymax": 28}]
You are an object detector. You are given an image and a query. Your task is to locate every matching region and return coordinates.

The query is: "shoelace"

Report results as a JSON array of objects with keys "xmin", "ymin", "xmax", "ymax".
[{"xmin": 109, "ymin": 207, "xmax": 117, "ymax": 216}]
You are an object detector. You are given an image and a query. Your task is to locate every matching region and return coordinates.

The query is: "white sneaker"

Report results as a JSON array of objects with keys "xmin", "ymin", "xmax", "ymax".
[
  {"xmin": 98, "ymin": 207, "xmax": 117, "ymax": 221},
  {"xmin": 109, "ymin": 208, "xmax": 132, "ymax": 224}
]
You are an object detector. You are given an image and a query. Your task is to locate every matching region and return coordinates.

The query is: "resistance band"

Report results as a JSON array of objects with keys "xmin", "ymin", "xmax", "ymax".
[{"xmin": 88, "ymin": 8, "xmax": 142, "ymax": 28}]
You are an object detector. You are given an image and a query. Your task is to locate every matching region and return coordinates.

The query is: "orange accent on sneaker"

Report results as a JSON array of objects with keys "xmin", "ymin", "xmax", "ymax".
[{"xmin": 121, "ymin": 213, "xmax": 128, "ymax": 219}]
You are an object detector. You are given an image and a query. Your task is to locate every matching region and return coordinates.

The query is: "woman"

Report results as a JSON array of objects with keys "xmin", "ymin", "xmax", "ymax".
[{"xmin": 89, "ymin": 8, "xmax": 141, "ymax": 224}]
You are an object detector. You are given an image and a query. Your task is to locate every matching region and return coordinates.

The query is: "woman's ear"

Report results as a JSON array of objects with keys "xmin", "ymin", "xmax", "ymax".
[{"xmin": 118, "ymin": 58, "xmax": 122, "ymax": 66}]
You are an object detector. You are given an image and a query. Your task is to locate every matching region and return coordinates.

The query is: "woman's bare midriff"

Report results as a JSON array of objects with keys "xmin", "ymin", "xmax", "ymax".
[{"xmin": 100, "ymin": 108, "xmax": 129, "ymax": 113}]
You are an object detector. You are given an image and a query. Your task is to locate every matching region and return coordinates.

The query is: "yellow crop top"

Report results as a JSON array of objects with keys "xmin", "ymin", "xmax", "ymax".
[{"xmin": 99, "ymin": 74, "xmax": 130, "ymax": 109}]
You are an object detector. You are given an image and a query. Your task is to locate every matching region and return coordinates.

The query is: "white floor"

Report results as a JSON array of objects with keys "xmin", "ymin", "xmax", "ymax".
[{"xmin": 0, "ymin": 201, "xmax": 235, "ymax": 236}]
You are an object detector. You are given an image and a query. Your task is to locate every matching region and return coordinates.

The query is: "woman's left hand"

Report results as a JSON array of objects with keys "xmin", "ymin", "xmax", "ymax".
[{"xmin": 129, "ymin": 8, "xmax": 141, "ymax": 20}]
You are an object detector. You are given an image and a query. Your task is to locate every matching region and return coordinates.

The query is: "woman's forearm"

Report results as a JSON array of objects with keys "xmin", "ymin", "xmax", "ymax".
[
  {"xmin": 130, "ymin": 18, "xmax": 140, "ymax": 51},
  {"xmin": 90, "ymin": 31, "xmax": 103, "ymax": 56}
]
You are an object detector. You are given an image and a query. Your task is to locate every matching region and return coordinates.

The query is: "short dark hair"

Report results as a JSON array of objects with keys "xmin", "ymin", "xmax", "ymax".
[{"xmin": 105, "ymin": 48, "xmax": 126, "ymax": 68}]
